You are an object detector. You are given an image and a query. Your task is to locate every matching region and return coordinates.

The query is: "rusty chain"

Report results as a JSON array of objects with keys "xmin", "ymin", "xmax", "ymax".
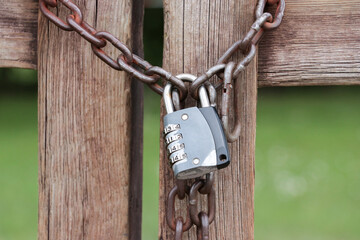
[
  {"xmin": 39, "ymin": 0, "xmax": 285, "ymax": 239},
  {"xmin": 190, "ymin": 0, "xmax": 285, "ymax": 100},
  {"xmin": 166, "ymin": 0, "xmax": 284, "ymax": 239},
  {"xmin": 167, "ymin": 173, "xmax": 215, "ymax": 240},
  {"xmin": 39, "ymin": 0, "xmax": 188, "ymax": 99},
  {"xmin": 39, "ymin": 0, "xmax": 284, "ymax": 142}
]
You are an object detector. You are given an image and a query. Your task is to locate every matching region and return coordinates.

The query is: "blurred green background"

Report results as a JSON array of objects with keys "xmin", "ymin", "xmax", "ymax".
[{"xmin": 1, "ymin": 8, "xmax": 360, "ymax": 240}]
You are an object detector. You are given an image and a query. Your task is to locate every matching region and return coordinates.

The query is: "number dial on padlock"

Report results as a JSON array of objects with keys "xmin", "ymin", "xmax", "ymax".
[{"xmin": 164, "ymin": 106, "xmax": 230, "ymax": 179}]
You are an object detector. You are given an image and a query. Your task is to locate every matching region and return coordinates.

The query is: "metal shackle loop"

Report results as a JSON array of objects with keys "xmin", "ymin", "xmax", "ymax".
[
  {"xmin": 163, "ymin": 74, "xmax": 211, "ymax": 114},
  {"xmin": 221, "ymin": 62, "xmax": 241, "ymax": 143}
]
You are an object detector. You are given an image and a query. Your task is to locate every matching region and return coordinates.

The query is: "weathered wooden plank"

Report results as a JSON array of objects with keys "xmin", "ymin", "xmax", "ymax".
[
  {"xmin": 0, "ymin": 0, "xmax": 38, "ymax": 69},
  {"xmin": 1, "ymin": 0, "xmax": 359, "ymax": 86},
  {"xmin": 258, "ymin": 0, "xmax": 360, "ymax": 87},
  {"xmin": 38, "ymin": 0, "xmax": 143, "ymax": 239},
  {"xmin": 159, "ymin": 0, "xmax": 257, "ymax": 239}
]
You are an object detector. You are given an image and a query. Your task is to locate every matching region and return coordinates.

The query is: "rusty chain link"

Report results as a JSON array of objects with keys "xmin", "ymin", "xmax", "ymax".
[
  {"xmin": 221, "ymin": 62, "xmax": 241, "ymax": 143},
  {"xmin": 39, "ymin": 0, "xmax": 285, "ymax": 239},
  {"xmin": 189, "ymin": 0, "xmax": 284, "ymax": 146},
  {"xmin": 39, "ymin": 0, "xmax": 193, "ymax": 99},
  {"xmin": 190, "ymin": 0, "xmax": 285, "ymax": 100},
  {"xmin": 167, "ymin": 173, "xmax": 215, "ymax": 240},
  {"xmin": 39, "ymin": 0, "xmax": 284, "ymax": 102}
]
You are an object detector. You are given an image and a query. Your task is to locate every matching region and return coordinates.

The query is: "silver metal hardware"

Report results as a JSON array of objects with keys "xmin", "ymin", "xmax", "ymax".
[
  {"xmin": 163, "ymin": 74, "xmax": 230, "ymax": 179},
  {"xmin": 181, "ymin": 114, "xmax": 189, "ymax": 121},
  {"xmin": 193, "ymin": 158, "xmax": 200, "ymax": 165}
]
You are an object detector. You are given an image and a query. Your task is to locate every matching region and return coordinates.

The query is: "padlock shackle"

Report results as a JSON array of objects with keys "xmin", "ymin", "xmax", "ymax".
[
  {"xmin": 164, "ymin": 83, "xmax": 175, "ymax": 113},
  {"xmin": 163, "ymin": 74, "xmax": 210, "ymax": 113}
]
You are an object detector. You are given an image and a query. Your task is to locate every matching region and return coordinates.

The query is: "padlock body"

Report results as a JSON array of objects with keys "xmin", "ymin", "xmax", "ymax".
[{"xmin": 163, "ymin": 106, "xmax": 230, "ymax": 179}]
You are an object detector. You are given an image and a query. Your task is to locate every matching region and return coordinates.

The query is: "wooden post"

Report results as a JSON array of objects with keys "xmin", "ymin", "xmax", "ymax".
[
  {"xmin": 37, "ymin": 1, "xmax": 143, "ymax": 239},
  {"xmin": 159, "ymin": 0, "xmax": 257, "ymax": 239}
]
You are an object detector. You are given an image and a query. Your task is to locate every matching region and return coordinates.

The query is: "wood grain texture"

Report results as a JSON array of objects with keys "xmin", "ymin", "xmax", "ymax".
[
  {"xmin": 0, "ymin": 0, "xmax": 38, "ymax": 69},
  {"xmin": 1, "ymin": 0, "xmax": 359, "ymax": 86},
  {"xmin": 258, "ymin": 0, "xmax": 360, "ymax": 87},
  {"xmin": 38, "ymin": 0, "xmax": 141, "ymax": 239},
  {"xmin": 159, "ymin": 0, "xmax": 257, "ymax": 239}
]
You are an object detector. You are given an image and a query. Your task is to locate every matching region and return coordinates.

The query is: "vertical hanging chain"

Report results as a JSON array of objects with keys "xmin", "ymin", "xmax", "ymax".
[{"xmin": 167, "ymin": 174, "xmax": 215, "ymax": 240}]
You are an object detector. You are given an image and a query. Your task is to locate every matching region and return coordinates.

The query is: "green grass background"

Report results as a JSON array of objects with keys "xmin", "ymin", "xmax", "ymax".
[
  {"xmin": 1, "ymin": 8, "xmax": 360, "ymax": 240},
  {"xmin": 0, "ymin": 92, "xmax": 38, "ymax": 240}
]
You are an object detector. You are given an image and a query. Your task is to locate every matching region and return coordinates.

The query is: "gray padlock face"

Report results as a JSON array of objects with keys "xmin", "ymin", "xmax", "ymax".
[
  {"xmin": 162, "ymin": 74, "xmax": 230, "ymax": 179},
  {"xmin": 163, "ymin": 106, "xmax": 230, "ymax": 179}
]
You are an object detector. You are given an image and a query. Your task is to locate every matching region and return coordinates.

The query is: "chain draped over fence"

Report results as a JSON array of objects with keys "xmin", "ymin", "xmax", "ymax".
[{"xmin": 39, "ymin": 0, "xmax": 285, "ymax": 239}]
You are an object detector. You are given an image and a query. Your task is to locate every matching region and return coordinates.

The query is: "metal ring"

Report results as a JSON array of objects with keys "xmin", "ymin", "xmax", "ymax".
[
  {"xmin": 240, "ymin": 13, "xmax": 272, "ymax": 51},
  {"xmin": 190, "ymin": 64, "xmax": 225, "ymax": 100},
  {"xmin": 146, "ymin": 68, "xmax": 188, "ymax": 101},
  {"xmin": 204, "ymin": 82, "xmax": 217, "ymax": 107},
  {"xmin": 233, "ymin": 44, "xmax": 257, "ymax": 78},
  {"xmin": 60, "ymin": 0, "xmax": 83, "ymax": 24},
  {"xmin": 95, "ymin": 31, "xmax": 133, "ymax": 63},
  {"xmin": 196, "ymin": 212, "xmax": 210, "ymax": 239},
  {"xmin": 172, "ymin": 89, "xmax": 182, "ymax": 111},
  {"xmin": 221, "ymin": 62, "xmax": 241, "ymax": 143},
  {"xmin": 39, "ymin": 0, "xmax": 72, "ymax": 31},
  {"xmin": 175, "ymin": 219, "xmax": 184, "ymax": 240},
  {"xmin": 163, "ymin": 74, "xmax": 210, "ymax": 113},
  {"xmin": 117, "ymin": 55, "xmax": 157, "ymax": 82},
  {"xmin": 177, "ymin": 74, "xmax": 210, "ymax": 107},
  {"xmin": 66, "ymin": 17, "xmax": 106, "ymax": 48},
  {"xmin": 166, "ymin": 185, "xmax": 193, "ymax": 232},
  {"xmin": 189, "ymin": 180, "xmax": 215, "ymax": 226},
  {"xmin": 256, "ymin": 0, "xmax": 285, "ymax": 30},
  {"xmin": 129, "ymin": 55, "xmax": 165, "ymax": 94},
  {"xmin": 263, "ymin": 0, "xmax": 285, "ymax": 30}
]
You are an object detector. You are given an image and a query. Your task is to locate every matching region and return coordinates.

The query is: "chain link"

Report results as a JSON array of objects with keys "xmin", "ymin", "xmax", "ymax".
[
  {"xmin": 189, "ymin": 180, "xmax": 215, "ymax": 227},
  {"xmin": 221, "ymin": 62, "xmax": 241, "ymax": 143},
  {"xmin": 166, "ymin": 174, "xmax": 215, "ymax": 239},
  {"xmin": 39, "ymin": 0, "xmax": 285, "ymax": 239},
  {"xmin": 190, "ymin": 0, "xmax": 285, "ymax": 101},
  {"xmin": 39, "ymin": 0, "xmax": 192, "ymax": 99},
  {"xmin": 39, "ymin": 0, "xmax": 284, "ymax": 104},
  {"xmin": 167, "ymin": 183, "xmax": 193, "ymax": 232}
]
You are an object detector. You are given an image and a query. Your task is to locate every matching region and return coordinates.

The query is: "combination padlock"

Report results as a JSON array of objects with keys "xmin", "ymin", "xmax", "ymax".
[{"xmin": 163, "ymin": 74, "xmax": 230, "ymax": 179}]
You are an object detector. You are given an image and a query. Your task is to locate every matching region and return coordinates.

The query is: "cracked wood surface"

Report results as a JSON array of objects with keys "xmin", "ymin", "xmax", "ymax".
[
  {"xmin": 1, "ymin": 0, "xmax": 359, "ymax": 87},
  {"xmin": 258, "ymin": 0, "xmax": 360, "ymax": 87},
  {"xmin": 38, "ymin": 0, "xmax": 143, "ymax": 239},
  {"xmin": 0, "ymin": 0, "xmax": 38, "ymax": 69},
  {"xmin": 159, "ymin": 0, "xmax": 257, "ymax": 239}
]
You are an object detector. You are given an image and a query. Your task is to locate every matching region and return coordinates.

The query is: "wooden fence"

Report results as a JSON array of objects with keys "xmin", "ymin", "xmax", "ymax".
[{"xmin": 0, "ymin": 0, "xmax": 359, "ymax": 239}]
